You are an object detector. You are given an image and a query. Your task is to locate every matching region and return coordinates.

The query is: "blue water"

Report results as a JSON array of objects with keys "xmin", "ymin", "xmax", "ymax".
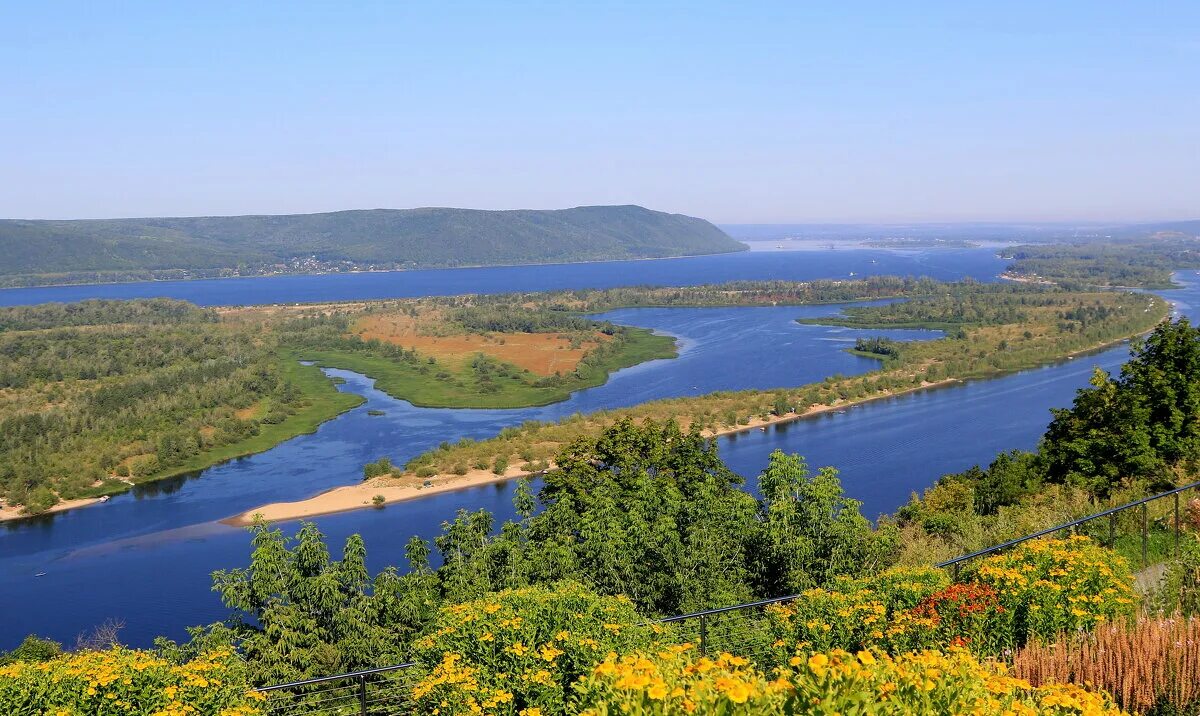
[
  {"xmin": 0, "ymin": 250, "xmax": 1190, "ymax": 651},
  {"xmin": 0, "ymin": 248, "xmax": 1004, "ymax": 307}
]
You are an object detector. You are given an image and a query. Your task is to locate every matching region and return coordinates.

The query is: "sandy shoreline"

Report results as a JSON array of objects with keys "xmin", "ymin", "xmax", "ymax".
[
  {"xmin": 224, "ymin": 378, "xmax": 960, "ymax": 527},
  {"xmin": 0, "ymin": 496, "xmax": 101, "ymax": 523}
]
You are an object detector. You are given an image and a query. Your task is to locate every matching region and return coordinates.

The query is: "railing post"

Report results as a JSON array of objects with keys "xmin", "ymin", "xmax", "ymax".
[
  {"xmin": 953, "ymin": 562, "xmax": 961, "ymax": 582},
  {"xmin": 1109, "ymin": 511, "xmax": 1116, "ymax": 547},
  {"xmin": 1176, "ymin": 492, "xmax": 1182, "ymax": 557},
  {"xmin": 699, "ymin": 613, "xmax": 708, "ymax": 656},
  {"xmin": 1141, "ymin": 502, "xmax": 1149, "ymax": 568},
  {"xmin": 358, "ymin": 674, "xmax": 367, "ymax": 716}
]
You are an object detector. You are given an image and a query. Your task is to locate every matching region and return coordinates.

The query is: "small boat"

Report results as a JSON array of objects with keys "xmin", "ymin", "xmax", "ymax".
[
  {"xmin": 759, "ymin": 426, "xmax": 767, "ymax": 432},
  {"xmin": 35, "ymin": 572, "xmax": 46, "ymax": 577},
  {"xmin": 98, "ymin": 495, "xmax": 110, "ymax": 502}
]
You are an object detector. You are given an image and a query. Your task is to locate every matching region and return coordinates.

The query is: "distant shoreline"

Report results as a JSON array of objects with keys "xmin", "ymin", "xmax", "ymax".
[{"xmin": 0, "ymin": 247, "xmax": 749, "ymax": 294}]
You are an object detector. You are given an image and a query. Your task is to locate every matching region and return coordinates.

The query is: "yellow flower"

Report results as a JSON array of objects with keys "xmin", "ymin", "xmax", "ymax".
[{"xmin": 807, "ymin": 653, "xmax": 829, "ymax": 677}]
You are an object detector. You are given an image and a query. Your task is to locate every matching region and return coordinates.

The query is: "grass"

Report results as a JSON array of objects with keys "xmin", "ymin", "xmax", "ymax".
[{"xmin": 298, "ymin": 327, "xmax": 676, "ymax": 409}]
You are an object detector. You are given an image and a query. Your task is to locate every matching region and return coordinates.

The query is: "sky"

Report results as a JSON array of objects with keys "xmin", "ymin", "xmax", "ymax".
[{"xmin": 2, "ymin": 1, "xmax": 1197, "ymax": 224}]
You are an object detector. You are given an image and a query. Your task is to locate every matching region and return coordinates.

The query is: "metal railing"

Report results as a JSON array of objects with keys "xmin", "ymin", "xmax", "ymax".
[
  {"xmin": 256, "ymin": 663, "xmax": 419, "ymax": 716},
  {"xmin": 258, "ymin": 480, "xmax": 1200, "ymax": 714},
  {"xmin": 936, "ymin": 479, "xmax": 1200, "ymax": 578}
]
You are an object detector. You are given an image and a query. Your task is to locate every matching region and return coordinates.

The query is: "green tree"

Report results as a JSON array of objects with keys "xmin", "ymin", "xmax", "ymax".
[
  {"xmin": 208, "ymin": 521, "xmax": 435, "ymax": 685},
  {"xmin": 757, "ymin": 450, "xmax": 894, "ymax": 592}
]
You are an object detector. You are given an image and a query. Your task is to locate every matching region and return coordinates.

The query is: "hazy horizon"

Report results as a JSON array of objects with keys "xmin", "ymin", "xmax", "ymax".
[{"xmin": 3, "ymin": 2, "xmax": 1196, "ymax": 224}]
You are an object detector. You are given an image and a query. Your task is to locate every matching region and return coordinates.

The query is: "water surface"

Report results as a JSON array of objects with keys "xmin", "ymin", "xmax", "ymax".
[{"xmin": 1, "ymin": 252, "xmax": 1188, "ymax": 650}]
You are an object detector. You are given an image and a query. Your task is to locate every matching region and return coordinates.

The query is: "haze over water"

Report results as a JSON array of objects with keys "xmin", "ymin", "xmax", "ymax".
[{"xmin": 1, "ymin": 247, "xmax": 1188, "ymax": 649}]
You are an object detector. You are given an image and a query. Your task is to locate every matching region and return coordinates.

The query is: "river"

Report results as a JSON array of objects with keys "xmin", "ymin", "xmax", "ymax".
[{"xmin": 0, "ymin": 248, "xmax": 1191, "ymax": 649}]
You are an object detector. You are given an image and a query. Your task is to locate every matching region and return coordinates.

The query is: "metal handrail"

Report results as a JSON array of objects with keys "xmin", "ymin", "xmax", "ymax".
[
  {"xmin": 936, "ymin": 478, "xmax": 1200, "ymax": 573},
  {"xmin": 257, "ymin": 662, "xmax": 417, "ymax": 693}
]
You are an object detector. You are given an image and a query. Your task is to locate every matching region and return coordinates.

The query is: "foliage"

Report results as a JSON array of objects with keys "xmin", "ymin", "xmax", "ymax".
[
  {"xmin": 0, "ymin": 635, "xmax": 63, "ymax": 665},
  {"xmin": 208, "ymin": 522, "xmax": 438, "ymax": 686},
  {"xmin": 764, "ymin": 568, "xmax": 949, "ymax": 654},
  {"xmin": 757, "ymin": 450, "xmax": 897, "ymax": 591},
  {"xmin": 0, "ymin": 647, "xmax": 262, "ymax": 715},
  {"xmin": 766, "ymin": 538, "xmax": 1134, "ymax": 658},
  {"xmin": 573, "ymin": 646, "xmax": 1128, "ymax": 715},
  {"xmin": 410, "ymin": 583, "xmax": 655, "ymax": 716},
  {"xmin": 1043, "ymin": 319, "xmax": 1200, "ymax": 497},
  {"xmin": 973, "ymin": 536, "xmax": 1137, "ymax": 647}
]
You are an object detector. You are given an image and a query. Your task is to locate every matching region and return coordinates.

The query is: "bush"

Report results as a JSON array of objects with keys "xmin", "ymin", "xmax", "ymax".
[
  {"xmin": 574, "ymin": 646, "xmax": 1126, "ymax": 715},
  {"xmin": 973, "ymin": 536, "xmax": 1137, "ymax": 647},
  {"xmin": 765, "ymin": 567, "xmax": 949, "ymax": 654},
  {"xmin": 0, "ymin": 635, "xmax": 61, "ymax": 665},
  {"xmin": 363, "ymin": 456, "xmax": 393, "ymax": 480},
  {"xmin": 409, "ymin": 583, "xmax": 656, "ymax": 716},
  {"xmin": 0, "ymin": 647, "xmax": 262, "ymax": 714}
]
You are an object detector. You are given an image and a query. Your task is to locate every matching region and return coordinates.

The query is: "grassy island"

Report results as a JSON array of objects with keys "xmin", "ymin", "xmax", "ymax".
[
  {"xmin": 0, "ymin": 279, "xmax": 1172, "ymax": 518},
  {"xmin": 235, "ymin": 282, "xmax": 1171, "ymax": 525}
]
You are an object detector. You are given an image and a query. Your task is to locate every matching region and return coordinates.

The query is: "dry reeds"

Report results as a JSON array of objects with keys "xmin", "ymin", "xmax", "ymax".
[{"xmin": 1011, "ymin": 615, "xmax": 1200, "ymax": 714}]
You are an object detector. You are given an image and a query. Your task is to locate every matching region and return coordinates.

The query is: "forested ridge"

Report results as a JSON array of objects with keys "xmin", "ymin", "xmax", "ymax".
[{"xmin": 0, "ymin": 205, "xmax": 745, "ymax": 287}]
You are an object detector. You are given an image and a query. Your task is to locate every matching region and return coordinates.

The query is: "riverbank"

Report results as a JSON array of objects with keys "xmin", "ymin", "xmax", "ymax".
[
  {"xmin": 225, "ymin": 378, "xmax": 961, "ymax": 526},
  {"xmin": 0, "ymin": 358, "xmax": 362, "ymax": 524},
  {"xmin": 0, "ymin": 496, "xmax": 101, "ymax": 522}
]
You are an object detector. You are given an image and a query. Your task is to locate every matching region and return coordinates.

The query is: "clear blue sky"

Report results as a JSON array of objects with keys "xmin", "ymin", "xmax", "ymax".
[{"xmin": 2, "ymin": 2, "xmax": 1196, "ymax": 223}]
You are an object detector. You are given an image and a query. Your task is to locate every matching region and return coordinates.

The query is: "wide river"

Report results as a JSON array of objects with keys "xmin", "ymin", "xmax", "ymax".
[{"xmin": 0, "ymin": 247, "xmax": 1193, "ymax": 649}]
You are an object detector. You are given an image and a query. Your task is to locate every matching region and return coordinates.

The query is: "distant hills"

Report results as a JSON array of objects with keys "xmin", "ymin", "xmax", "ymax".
[{"xmin": 0, "ymin": 205, "xmax": 746, "ymax": 287}]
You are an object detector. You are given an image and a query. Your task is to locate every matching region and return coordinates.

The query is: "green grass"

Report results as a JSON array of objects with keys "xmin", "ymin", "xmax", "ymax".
[{"xmin": 297, "ymin": 327, "xmax": 677, "ymax": 409}]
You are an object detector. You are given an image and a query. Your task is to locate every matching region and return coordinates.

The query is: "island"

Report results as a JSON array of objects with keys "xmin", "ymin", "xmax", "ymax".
[{"xmin": 230, "ymin": 281, "xmax": 1171, "ymax": 524}]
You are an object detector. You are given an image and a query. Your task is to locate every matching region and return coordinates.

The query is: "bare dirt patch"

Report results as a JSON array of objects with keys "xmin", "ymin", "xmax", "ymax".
[{"xmin": 353, "ymin": 314, "xmax": 609, "ymax": 376}]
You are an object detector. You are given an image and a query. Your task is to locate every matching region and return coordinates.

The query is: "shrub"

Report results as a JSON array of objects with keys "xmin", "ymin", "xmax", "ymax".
[
  {"xmin": 0, "ymin": 647, "xmax": 262, "ymax": 715},
  {"xmin": 410, "ymin": 582, "xmax": 656, "ymax": 716},
  {"xmin": 973, "ymin": 536, "xmax": 1137, "ymax": 647},
  {"xmin": 0, "ymin": 635, "xmax": 62, "ymax": 665},
  {"xmin": 363, "ymin": 456, "xmax": 393, "ymax": 480},
  {"xmin": 574, "ymin": 646, "xmax": 1127, "ymax": 715},
  {"xmin": 765, "ymin": 567, "xmax": 949, "ymax": 655}
]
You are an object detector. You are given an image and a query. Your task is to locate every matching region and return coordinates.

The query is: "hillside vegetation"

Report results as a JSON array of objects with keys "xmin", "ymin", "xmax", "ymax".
[{"xmin": 0, "ymin": 205, "xmax": 745, "ymax": 287}]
